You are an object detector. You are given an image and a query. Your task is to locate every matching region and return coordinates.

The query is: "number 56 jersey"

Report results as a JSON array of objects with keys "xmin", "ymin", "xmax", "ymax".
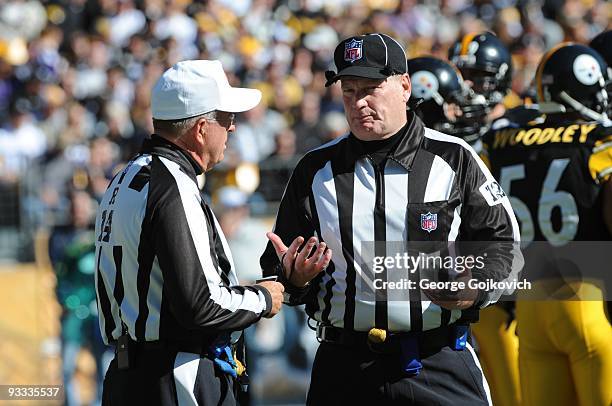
[{"xmin": 482, "ymin": 118, "xmax": 612, "ymax": 244}]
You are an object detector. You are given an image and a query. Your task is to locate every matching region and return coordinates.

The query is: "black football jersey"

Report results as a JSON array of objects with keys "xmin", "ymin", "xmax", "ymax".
[{"xmin": 483, "ymin": 117, "xmax": 612, "ymax": 244}]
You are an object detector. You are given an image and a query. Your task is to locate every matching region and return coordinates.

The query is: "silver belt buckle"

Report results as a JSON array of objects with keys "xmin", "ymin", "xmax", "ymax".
[{"xmin": 316, "ymin": 324, "xmax": 326, "ymax": 342}]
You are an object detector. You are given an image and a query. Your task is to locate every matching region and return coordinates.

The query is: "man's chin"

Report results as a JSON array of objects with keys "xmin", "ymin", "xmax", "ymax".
[
  {"xmin": 352, "ymin": 125, "xmax": 382, "ymax": 140},
  {"xmin": 207, "ymin": 153, "xmax": 224, "ymax": 170}
]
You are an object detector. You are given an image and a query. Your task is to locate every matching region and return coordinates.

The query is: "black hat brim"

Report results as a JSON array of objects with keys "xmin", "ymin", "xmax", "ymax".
[{"xmin": 325, "ymin": 66, "xmax": 389, "ymax": 87}]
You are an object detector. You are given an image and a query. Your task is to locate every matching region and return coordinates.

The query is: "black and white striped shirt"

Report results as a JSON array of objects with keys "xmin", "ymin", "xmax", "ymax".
[
  {"xmin": 95, "ymin": 135, "xmax": 271, "ymax": 345},
  {"xmin": 261, "ymin": 113, "xmax": 521, "ymax": 332}
]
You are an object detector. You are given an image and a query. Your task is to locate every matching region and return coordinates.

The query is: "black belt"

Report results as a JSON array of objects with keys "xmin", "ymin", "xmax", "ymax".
[
  {"xmin": 114, "ymin": 338, "xmax": 217, "ymax": 356},
  {"xmin": 316, "ymin": 324, "xmax": 469, "ymax": 356},
  {"xmin": 140, "ymin": 340, "xmax": 210, "ymax": 354}
]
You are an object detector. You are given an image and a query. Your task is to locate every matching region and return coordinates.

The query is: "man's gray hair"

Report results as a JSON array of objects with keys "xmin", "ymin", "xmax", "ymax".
[{"xmin": 153, "ymin": 111, "xmax": 217, "ymax": 139}]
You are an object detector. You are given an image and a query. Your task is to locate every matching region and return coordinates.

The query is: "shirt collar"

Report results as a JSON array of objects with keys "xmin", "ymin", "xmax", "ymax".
[{"xmin": 140, "ymin": 134, "xmax": 204, "ymax": 177}]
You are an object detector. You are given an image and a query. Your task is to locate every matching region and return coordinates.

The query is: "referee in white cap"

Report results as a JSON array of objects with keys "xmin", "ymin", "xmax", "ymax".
[{"xmin": 95, "ymin": 60, "xmax": 286, "ymax": 406}]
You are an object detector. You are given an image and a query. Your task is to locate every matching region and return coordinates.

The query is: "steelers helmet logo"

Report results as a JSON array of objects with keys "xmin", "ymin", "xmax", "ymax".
[
  {"xmin": 411, "ymin": 70, "xmax": 439, "ymax": 100},
  {"xmin": 573, "ymin": 54, "xmax": 602, "ymax": 86}
]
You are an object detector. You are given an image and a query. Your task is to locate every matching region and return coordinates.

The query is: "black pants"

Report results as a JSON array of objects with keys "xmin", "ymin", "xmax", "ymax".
[
  {"xmin": 102, "ymin": 347, "xmax": 238, "ymax": 406},
  {"xmin": 307, "ymin": 341, "xmax": 491, "ymax": 405}
]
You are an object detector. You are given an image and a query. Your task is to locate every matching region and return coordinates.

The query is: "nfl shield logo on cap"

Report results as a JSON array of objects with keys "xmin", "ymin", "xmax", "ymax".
[
  {"xmin": 421, "ymin": 212, "xmax": 437, "ymax": 233},
  {"xmin": 344, "ymin": 38, "xmax": 363, "ymax": 62}
]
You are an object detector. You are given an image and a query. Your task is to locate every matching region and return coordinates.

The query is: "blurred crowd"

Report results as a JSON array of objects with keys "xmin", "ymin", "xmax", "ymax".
[{"xmin": 0, "ymin": 0, "xmax": 609, "ymax": 234}]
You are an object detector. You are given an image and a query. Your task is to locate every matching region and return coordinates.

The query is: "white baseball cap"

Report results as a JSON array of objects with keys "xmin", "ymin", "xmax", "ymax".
[{"xmin": 151, "ymin": 60, "xmax": 262, "ymax": 120}]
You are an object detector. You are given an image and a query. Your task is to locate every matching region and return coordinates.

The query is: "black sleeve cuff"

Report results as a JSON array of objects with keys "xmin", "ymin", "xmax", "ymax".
[
  {"xmin": 474, "ymin": 289, "xmax": 489, "ymax": 308},
  {"xmin": 252, "ymin": 285, "xmax": 272, "ymax": 317},
  {"xmin": 274, "ymin": 261, "xmax": 312, "ymax": 306}
]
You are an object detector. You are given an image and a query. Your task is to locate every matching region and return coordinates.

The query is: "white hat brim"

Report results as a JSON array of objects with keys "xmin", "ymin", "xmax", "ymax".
[{"xmin": 217, "ymin": 87, "xmax": 262, "ymax": 113}]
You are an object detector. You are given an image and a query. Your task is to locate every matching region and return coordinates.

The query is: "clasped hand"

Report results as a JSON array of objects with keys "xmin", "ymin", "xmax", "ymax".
[{"xmin": 266, "ymin": 232, "xmax": 332, "ymax": 287}]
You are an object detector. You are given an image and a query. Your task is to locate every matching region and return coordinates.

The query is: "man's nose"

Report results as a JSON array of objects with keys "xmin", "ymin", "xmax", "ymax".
[{"xmin": 354, "ymin": 94, "xmax": 368, "ymax": 109}]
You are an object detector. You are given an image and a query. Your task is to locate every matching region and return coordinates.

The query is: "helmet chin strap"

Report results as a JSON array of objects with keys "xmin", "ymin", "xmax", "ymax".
[{"xmin": 559, "ymin": 91, "xmax": 610, "ymax": 124}]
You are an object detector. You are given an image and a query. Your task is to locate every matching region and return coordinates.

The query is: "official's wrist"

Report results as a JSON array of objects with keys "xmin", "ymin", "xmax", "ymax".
[
  {"xmin": 279, "ymin": 252, "xmax": 314, "ymax": 288},
  {"xmin": 280, "ymin": 272, "xmax": 311, "ymax": 293},
  {"xmin": 287, "ymin": 277, "xmax": 311, "ymax": 289}
]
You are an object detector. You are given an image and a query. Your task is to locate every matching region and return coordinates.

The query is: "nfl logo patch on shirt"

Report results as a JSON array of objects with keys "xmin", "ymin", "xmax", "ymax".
[
  {"xmin": 421, "ymin": 212, "xmax": 437, "ymax": 233},
  {"xmin": 344, "ymin": 39, "xmax": 363, "ymax": 62}
]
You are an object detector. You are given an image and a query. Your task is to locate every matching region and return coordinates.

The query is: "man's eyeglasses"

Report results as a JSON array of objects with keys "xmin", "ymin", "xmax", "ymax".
[{"xmin": 209, "ymin": 111, "xmax": 236, "ymax": 129}]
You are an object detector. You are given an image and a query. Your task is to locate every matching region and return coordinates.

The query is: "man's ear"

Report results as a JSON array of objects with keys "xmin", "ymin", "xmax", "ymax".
[
  {"xmin": 196, "ymin": 117, "xmax": 208, "ymax": 142},
  {"xmin": 401, "ymin": 73, "xmax": 412, "ymax": 103}
]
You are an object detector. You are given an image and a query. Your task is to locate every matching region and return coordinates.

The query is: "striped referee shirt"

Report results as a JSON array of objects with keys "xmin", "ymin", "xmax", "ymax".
[
  {"xmin": 95, "ymin": 135, "xmax": 271, "ymax": 345},
  {"xmin": 261, "ymin": 112, "xmax": 521, "ymax": 332}
]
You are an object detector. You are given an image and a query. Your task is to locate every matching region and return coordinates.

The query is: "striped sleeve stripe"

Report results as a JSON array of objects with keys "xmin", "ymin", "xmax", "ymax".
[{"xmin": 210, "ymin": 211, "xmax": 239, "ymax": 286}]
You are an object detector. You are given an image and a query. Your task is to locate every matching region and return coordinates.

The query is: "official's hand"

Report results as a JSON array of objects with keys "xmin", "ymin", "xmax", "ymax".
[
  {"xmin": 425, "ymin": 290, "xmax": 478, "ymax": 310},
  {"xmin": 257, "ymin": 281, "xmax": 284, "ymax": 318},
  {"xmin": 266, "ymin": 232, "xmax": 332, "ymax": 288},
  {"xmin": 421, "ymin": 265, "xmax": 478, "ymax": 310}
]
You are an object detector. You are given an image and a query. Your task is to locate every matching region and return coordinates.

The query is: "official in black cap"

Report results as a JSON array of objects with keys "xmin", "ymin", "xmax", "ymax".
[{"xmin": 261, "ymin": 32, "xmax": 522, "ymax": 405}]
